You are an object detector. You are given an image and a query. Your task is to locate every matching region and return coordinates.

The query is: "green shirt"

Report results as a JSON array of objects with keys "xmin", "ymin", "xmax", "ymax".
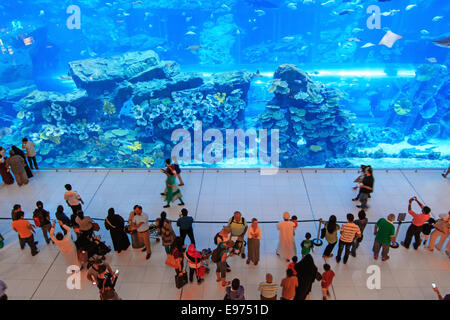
[
  {"xmin": 301, "ymin": 240, "xmax": 313, "ymax": 255},
  {"xmin": 375, "ymin": 218, "xmax": 395, "ymax": 245}
]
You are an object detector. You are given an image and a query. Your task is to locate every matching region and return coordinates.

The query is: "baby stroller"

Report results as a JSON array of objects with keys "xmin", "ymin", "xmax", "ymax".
[
  {"xmin": 76, "ymin": 234, "xmax": 111, "ymax": 269},
  {"xmin": 200, "ymin": 248, "xmax": 212, "ymax": 274},
  {"xmin": 230, "ymin": 236, "xmax": 247, "ymax": 259}
]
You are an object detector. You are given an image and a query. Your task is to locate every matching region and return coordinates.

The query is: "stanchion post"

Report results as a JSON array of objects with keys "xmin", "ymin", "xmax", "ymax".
[
  {"xmin": 390, "ymin": 213, "xmax": 406, "ymax": 248},
  {"xmin": 312, "ymin": 219, "xmax": 323, "ymax": 246}
]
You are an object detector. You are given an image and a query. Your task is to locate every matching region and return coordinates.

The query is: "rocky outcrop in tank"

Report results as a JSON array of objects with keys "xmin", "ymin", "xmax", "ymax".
[
  {"xmin": 385, "ymin": 64, "xmax": 450, "ymax": 142},
  {"xmin": 68, "ymin": 50, "xmax": 176, "ymax": 95},
  {"xmin": 258, "ymin": 64, "xmax": 354, "ymax": 167}
]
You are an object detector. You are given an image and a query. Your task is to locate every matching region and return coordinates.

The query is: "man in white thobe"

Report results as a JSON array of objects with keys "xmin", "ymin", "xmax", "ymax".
[{"xmin": 277, "ymin": 212, "xmax": 297, "ymax": 261}]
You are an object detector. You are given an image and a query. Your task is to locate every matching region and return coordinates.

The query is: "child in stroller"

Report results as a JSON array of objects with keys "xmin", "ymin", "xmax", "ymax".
[{"xmin": 76, "ymin": 234, "xmax": 111, "ymax": 269}]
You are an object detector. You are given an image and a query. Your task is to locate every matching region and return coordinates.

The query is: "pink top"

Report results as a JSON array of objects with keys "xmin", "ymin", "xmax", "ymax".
[{"xmin": 248, "ymin": 226, "xmax": 261, "ymax": 240}]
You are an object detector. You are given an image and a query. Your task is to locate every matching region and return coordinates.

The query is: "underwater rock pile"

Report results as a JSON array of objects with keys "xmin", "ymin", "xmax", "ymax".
[
  {"xmin": 13, "ymin": 50, "xmax": 253, "ymax": 168},
  {"xmin": 258, "ymin": 64, "xmax": 355, "ymax": 167}
]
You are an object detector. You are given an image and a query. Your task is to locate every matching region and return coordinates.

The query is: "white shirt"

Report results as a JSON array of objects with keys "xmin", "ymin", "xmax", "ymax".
[
  {"xmin": 64, "ymin": 191, "xmax": 81, "ymax": 206},
  {"xmin": 133, "ymin": 213, "xmax": 149, "ymax": 232}
]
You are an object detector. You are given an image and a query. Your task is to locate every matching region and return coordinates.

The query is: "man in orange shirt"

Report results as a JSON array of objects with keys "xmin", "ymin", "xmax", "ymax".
[{"xmin": 11, "ymin": 211, "xmax": 39, "ymax": 256}]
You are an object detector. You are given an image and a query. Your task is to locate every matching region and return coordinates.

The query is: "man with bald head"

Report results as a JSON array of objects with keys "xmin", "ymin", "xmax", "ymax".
[
  {"xmin": 373, "ymin": 213, "xmax": 396, "ymax": 261},
  {"xmin": 258, "ymin": 273, "xmax": 279, "ymax": 300},
  {"xmin": 277, "ymin": 212, "xmax": 297, "ymax": 261}
]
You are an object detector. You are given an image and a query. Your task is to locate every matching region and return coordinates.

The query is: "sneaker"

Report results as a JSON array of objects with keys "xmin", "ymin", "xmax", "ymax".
[{"xmin": 381, "ymin": 256, "xmax": 390, "ymax": 261}]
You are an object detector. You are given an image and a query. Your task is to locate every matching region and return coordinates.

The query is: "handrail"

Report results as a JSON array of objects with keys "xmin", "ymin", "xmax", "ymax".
[
  {"xmin": 29, "ymin": 168, "xmax": 446, "ymax": 171},
  {"xmin": 0, "ymin": 217, "xmax": 412, "ymax": 225}
]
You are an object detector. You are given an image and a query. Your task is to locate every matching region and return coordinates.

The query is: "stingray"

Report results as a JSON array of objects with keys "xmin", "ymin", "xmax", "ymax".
[
  {"xmin": 432, "ymin": 36, "xmax": 450, "ymax": 48},
  {"xmin": 379, "ymin": 30, "xmax": 402, "ymax": 48}
]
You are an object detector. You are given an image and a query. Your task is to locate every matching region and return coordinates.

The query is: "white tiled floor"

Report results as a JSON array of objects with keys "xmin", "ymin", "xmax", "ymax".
[{"xmin": 0, "ymin": 168, "xmax": 449, "ymax": 300}]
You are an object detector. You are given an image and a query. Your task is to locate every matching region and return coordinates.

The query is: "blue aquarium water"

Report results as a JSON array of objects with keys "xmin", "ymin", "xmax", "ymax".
[{"xmin": 0, "ymin": 0, "xmax": 449, "ymax": 169}]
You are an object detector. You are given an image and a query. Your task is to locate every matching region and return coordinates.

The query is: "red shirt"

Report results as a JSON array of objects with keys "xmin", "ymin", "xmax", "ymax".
[
  {"xmin": 408, "ymin": 210, "xmax": 430, "ymax": 227},
  {"xmin": 321, "ymin": 270, "xmax": 335, "ymax": 288}
]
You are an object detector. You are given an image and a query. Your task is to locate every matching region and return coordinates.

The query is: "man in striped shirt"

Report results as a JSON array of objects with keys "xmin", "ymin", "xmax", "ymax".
[
  {"xmin": 336, "ymin": 213, "xmax": 361, "ymax": 264},
  {"xmin": 258, "ymin": 273, "xmax": 279, "ymax": 300}
]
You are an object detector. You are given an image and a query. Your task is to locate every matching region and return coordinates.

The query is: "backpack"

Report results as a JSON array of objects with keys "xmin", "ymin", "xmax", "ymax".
[
  {"xmin": 214, "ymin": 232, "xmax": 223, "ymax": 245},
  {"xmin": 228, "ymin": 217, "xmax": 246, "ymax": 234}
]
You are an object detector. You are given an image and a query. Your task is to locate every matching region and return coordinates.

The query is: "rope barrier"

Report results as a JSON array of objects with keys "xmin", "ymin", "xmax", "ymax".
[{"xmin": 0, "ymin": 217, "xmax": 413, "ymax": 225}]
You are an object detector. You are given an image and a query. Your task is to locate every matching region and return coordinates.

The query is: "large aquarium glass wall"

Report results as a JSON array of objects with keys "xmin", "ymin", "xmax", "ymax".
[{"xmin": 0, "ymin": 0, "xmax": 449, "ymax": 169}]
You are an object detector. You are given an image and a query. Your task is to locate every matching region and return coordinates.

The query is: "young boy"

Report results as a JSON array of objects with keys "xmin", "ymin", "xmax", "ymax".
[
  {"xmin": 287, "ymin": 256, "xmax": 297, "ymax": 276},
  {"xmin": 290, "ymin": 215, "xmax": 298, "ymax": 229},
  {"xmin": 321, "ymin": 263, "xmax": 335, "ymax": 300},
  {"xmin": 301, "ymin": 233, "xmax": 313, "ymax": 258}
]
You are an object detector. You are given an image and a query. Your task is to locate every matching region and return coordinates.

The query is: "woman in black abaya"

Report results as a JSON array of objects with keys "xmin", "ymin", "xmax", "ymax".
[
  {"xmin": 105, "ymin": 208, "xmax": 130, "ymax": 253},
  {"xmin": 294, "ymin": 254, "xmax": 319, "ymax": 300}
]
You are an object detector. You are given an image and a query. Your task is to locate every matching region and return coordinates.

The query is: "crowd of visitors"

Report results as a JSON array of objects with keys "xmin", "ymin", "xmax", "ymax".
[
  {"xmin": 0, "ymin": 139, "xmax": 37, "ymax": 186},
  {"xmin": 1, "ymin": 163, "xmax": 449, "ymax": 301}
]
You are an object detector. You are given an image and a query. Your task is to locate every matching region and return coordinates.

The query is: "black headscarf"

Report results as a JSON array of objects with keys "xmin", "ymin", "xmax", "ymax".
[
  {"xmin": 11, "ymin": 145, "xmax": 25, "ymax": 159},
  {"xmin": 293, "ymin": 254, "xmax": 318, "ymax": 300}
]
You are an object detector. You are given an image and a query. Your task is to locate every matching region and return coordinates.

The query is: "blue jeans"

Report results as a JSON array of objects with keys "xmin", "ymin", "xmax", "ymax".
[{"xmin": 359, "ymin": 192, "xmax": 369, "ymax": 208}]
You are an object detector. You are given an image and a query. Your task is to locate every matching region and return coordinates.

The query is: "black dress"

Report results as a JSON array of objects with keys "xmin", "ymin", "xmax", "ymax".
[
  {"xmin": 105, "ymin": 214, "xmax": 130, "ymax": 252},
  {"xmin": 294, "ymin": 254, "xmax": 318, "ymax": 300}
]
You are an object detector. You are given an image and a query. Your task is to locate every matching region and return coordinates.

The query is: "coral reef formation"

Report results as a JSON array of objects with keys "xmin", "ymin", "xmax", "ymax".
[
  {"xmin": 11, "ymin": 50, "xmax": 253, "ymax": 168},
  {"xmin": 257, "ymin": 64, "xmax": 355, "ymax": 166}
]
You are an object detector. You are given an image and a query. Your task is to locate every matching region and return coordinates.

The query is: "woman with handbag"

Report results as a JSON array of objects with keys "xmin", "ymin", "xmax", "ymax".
[
  {"xmin": 320, "ymin": 216, "xmax": 340, "ymax": 258},
  {"xmin": 105, "ymin": 208, "xmax": 130, "ymax": 253},
  {"xmin": 184, "ymin": 244, "xmax": 205, "ymax": 284},
  {"xmin": 96, "ymin": 264, "xmax": 120, "ymax": 300},
  {"xmin": 157, "ymin": 211, "xmax": 176, "ymax": 254}
]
